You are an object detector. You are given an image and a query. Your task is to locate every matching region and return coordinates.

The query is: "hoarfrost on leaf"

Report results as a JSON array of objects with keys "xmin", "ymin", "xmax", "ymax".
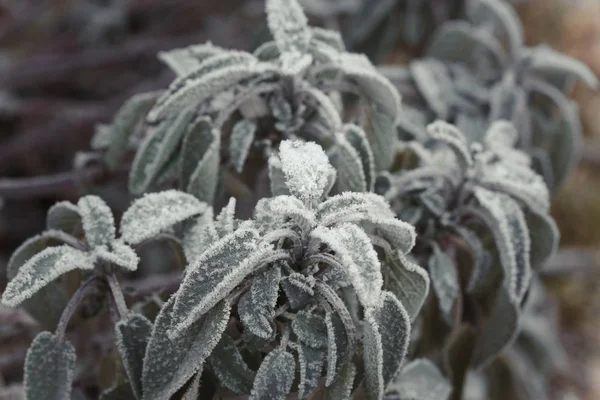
[
  {"xmin": 249, "ymin": 347, "xmax": 296, "ymax": 400},
  {"xmin": 265, "ymin": 0, "xmax": 312, "ymax": 53},
  {"xmin": 78, "ymin": 195, "xmax": 116, "ymax": 248}
]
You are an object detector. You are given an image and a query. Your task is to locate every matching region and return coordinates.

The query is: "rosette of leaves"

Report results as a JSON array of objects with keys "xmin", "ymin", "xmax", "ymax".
[
  {"xmin": 382, "ymin": 0, "xmax": 598, "ymax": 190},
  {"xmin": 142, "ymin": 140, "xmax": 428, "ymax": 400},
  {"xmin": 1, "ymin": 191, "xmax": 210, "ymax": 399},
  {"xmin": 376, "ymin": 120, "xmax": 558, "ymax": 374},
  {"xmin": 120, "ymin": 0, "xmax": 399, "ymax": 204}
]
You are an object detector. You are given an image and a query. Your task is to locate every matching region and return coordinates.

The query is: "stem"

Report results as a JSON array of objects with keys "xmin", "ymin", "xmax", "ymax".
[
  {"xmin": 107, "ymin": 274, "xmax": 129, "ymax": 319},
  {"xmin": 55, "ymin": 276, "xmax": 99, "ymax": 339}
]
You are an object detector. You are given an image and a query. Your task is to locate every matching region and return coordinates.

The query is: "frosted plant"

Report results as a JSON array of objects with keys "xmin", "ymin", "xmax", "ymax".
[
  {"xmin": 382, "ymin": 0, "xmax": 598, "ymax": 190},
  {"xmin": 142, "ymin": 140, "xmax": 429, "ymax": 399},
  {"xmin": 87, "ymin": 0, "xmax": 399, "ymax": 203},
  {"xmin": 1, "ymin": 191, "xmax": 210, "ymax": 399},
  {"xmin": 377, "ymin": 120, "xmax": 558, "ymax": 368}
]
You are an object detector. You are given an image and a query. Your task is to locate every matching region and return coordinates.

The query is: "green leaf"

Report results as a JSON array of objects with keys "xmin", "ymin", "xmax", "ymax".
[
  {"xmin": 238, "ymin": 265, "xmax": 281, "ymax": 338},
  {"xmin": 120, "ymin": 190, "xmax": 207, "ymax": 245},
  {"xmin": 268, "ymin": 154, "xmax": 291, "ymax": 196},
  {"xmin": 265, "ymin": 0, "xmax": 311, "ymax": 53},
  {"xmin": 280, "ymin": 272, "xmax": 316, "ymax": 310},
  {"xmin": 382, "ymin": 251, "xmax": 429, "ymax": 320},
  {"xmin": 362, "ymin": 308, "xmax": 384, "ymax": 399},
  {"xmin": 185, "ymin": 119, "xmax": 221, "ymax": 204},
  {"xmin": 78, "ymin": 195, "xmax": 116, "ymax": 248},
  {"xmin": 293, "ymin": 309, "xmax": 328, "ymax": 349},
  {"xmin": 297, "ymin": 343, "xmax": 325, "ymax": 399},
  {"xmin": 344, "ymin": 124, "xmax": 375, "ymax": 192},
  {"xmin": 324, "ymin": 309, "xmax": 350, "ymax": 386},
  {"xmin": 214, "ymin": 197, "xmax": 237, "ymax": 237},
  {"xmin": 46, "ymin": 201, "xmax": 82, "ymax": 235},
  {"xmin": 320, "ymin": 361, "xmax": 356, "ymax": 400},
  {"xmin": 182, "ymin": 208, "xmax": 219, "ymax": 264},
  {"xmin": 526, "ymin": 209, "xmax": 559, "ymax": 268},
  {"xmin": 116, "ymin": 313, "xmax": 152, "ymax": 399},
  {"xmin": 24, "ymin": 332, "xmax": 76, "ymax": 400},
  {"xmin": 95, "ymin": 241, "xmax": 139, "ymax": 272},
  {"xmin": 385, "ymin": 359, "xmax": 452, "ymax": 400},
  {"xmin": 426, "ymin": 120, "xmax": 472, "ymax": 172},
  {"xmin": 428, "ymin": 244, "xmax": 460, "ymax": 325},
  {"xmin": 229, "ymin": 119, "xmax": 257, "ymax": 173},
  {"xmin": 468, "ymin": 0, "xmax": 523, "ymax": 59},
  {"xmin": 249, "ymin": 348, "xmax": 296, "ymax": 400},
  {"xmin": 330, "ymin": 133, "xmax": 367, "ymax": 193},
  {"xmin": 142, "ymin": 297, "xmax": 230, "ymax": 400},
  {"xmin": 158, "ymin": 42, "xmax": 227, "ymax": 76},
  {"xmin": 527, "ymin": 45, "xmax": 599, "ymax": 89},
  {"xmin": 2, "ymin": 246, "xmax": 93, "ymax": 307},
  {"xmin": 210, "ymin": 334, "xmax": 256, "ymax": 395}
]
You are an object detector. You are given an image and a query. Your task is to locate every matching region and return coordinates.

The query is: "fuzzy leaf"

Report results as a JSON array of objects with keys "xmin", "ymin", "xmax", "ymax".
[
  {"xmin": 142, "ymin": 297, "xmax": 230, "ymax": 400},
  {"xmin": 468, "ymin": 0, "xmax": 523, "ymax": 59},
  {"xmin": 385, "ymin": 359, "xmax": 452, "ymax": 400},
  {"xmin": 279, "ymin": 140, "xmax": 336, "ymax": 204},
  {"xmin": 158, "ymin": 42, "xmax": 226, "ymax": 76},
  {"xmin": 78, "ymin": 195, "xmax": 116, "ymax": 248},
  {"xmin": 2, "ymin": 246, "xmax": 93, "ymax": 307},
  {"xmin": 428, "ymin": 244, "xmax": 460, "ymax": 325},
  {"xmin": 210, "ymin": 334, "xmax": 255, "ymax": 395},
  {"xmin": 321, "ymin": 361, "xmax": 356, "ymax": 400},
  {"xmin": 297, "ymin": 343, "xmax": 325, "ymax": 399},
  {"xmin": 526, "ymin": 210, "xmax": 559, "ymax": 268},
  {"xmin": 378, "ymin": 292, "xmax": 411, "ymax": 386},
  {"xmin": 46, "ymin": 201, "xmax": 82, "ymax": 235},
  {"xmin": 363, "ymin": 307, "xmax": 384, "ymax": 400},
  {"xmin": 185, "ymin": 120, "xmax": 221, "ymax": 204},
  {"xmin": 410, "ymin": 60, "xmax": 452, "ymax": 119},
  {"xmin": 293, "ymin": 310, "xmax": 328, "ymax": 348},
  {"xmin": 527, "ymin": 45, "xmax": 599, "ymax": 89},
  {"xmin": 344, "ymin": 124, "xmax": 375, "ymax": 191},
  {"xmin": 120, "ymin": 190, "xmax": 207, "ymax": 245},
  {"xmin": 265, "ymin": 0, "xmax": 311, "ymax": 53},
  {"xmin": 311, "ymin": 27, "xmax": 345, "ymax": 51},
  {"xmin": 426, "ymin": 121, "xmax": 472, "ymax": 171},
  {"xmin": 239, "ymin": 265, "xmax": 281, "ymax": 338},
  {"xmin": 281, "ymin": 272, "xmax": 316, "ymax": 310},
  {"xmin": 215, "ymin": 197, "xmax": 237, "ymax": 237},
  {"xmin": 249, "ymin": 348, "xmax": 296, "ymax": 400},
  {"xmin": 229, "ymin": 119, "xmax": 257, "ymax": 173},
  {"xmin": 96, "ymin": 241, "xmax": 139, "ymax": 272},
  {"xmin": 171, "ymin": 229, "xmax": 272, "ymax": 334},
  {"xmin": 330, "ymin": 133, "xmax": 367, "ymax": 193},
  {"xmin": 116, "ymin": 313, "xmax": 152, "ymax": 399},
  {"xmin": 365, "ymin": 104, "xmax": 397, "ymax": 172},
  {"xmin": 253, "ymin": 196, "xmax": 316, "ymax": 234},
  {"xmin": 182, "ymin": 209, "xmax": 219, "ymax": 263},
  {"xmin": 24, "ymin": 332, "xmax": 76, "ymax": 400},
  {"xmin": 382, "ymin": 251, "xmax": 429, "ymax": 320},
  {"xmin": 268, "ymin": 154, "xmax": 291, "ymax": 196}
]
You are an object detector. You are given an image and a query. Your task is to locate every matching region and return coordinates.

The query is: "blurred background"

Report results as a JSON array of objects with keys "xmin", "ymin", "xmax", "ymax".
[{"xmin": 0, "ymin": 0, "xmax": 599, "ymax": 398}]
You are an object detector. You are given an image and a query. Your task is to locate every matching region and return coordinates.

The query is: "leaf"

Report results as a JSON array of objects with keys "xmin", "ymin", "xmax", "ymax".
[
  {"xmin": 253, "ymin": 196, "xmax": 316, "ymax": 234},
  {"xmin": 385, "ymin": 359, "xmax": 452, "ymax": 400},
  {"xmin": 362, "ymin": 308, "xmax": 384, "ymax": 400},
  {"xmin": 249, "ymin": 348, "xmax": 296, "ymax": 400},
  {"xmin": 182, "ymin": 208, "xmax": 219, "ymax": 263},
  {"xmin": 129, "ymin": 108, "xmax": 195, "ymax": 194},
  {"xmin": 428, "ymin": 244, "xmax": 460, "ymax": 325},
  {"xmin": 281, "ymin": 272, "xmax": 316, "ymax": 310},
  {"xmin": 330, "ymin": 133, "xmax": 367, "ymax": 193},
  {"xmin": 426, "ymin": 121, "xmax": 472, "ymax": 171},
  {"xmin": 376, "ymin": 292, "xmax": 411, "ymax": 386},
  {"xmin": 382, "ymin": 251, "xmax": 430, "ymax": 320},
  {"xmin": 278, "ymin": 140, "xmax": 336, "ymax": 204},
  {"xmin": 268, "ymin": 154, "xmax": 291, "ymax": 197},
  {"xmin": 324, "ymin": 309, "xmax": 350, "ymax": 386},
  {"xmin": 472, "ymin": 288, "xmax": 520, "ymax": 367},
  {"xmin": 214, "ymin": 197, "xmax": 237, "ymax": 237},
  {"xmin": 320, "ymin": 361, "xmax": 356, "ymax": 400},
  {"xmin": 210, "ymin": 334, "xmax": 255, "ymax": 395},
  {"xmin": 2, "ymin": 246, "xmax": 93, "ymax": 307},
  {"xmin": 186, "ymin": 120, "xmax": 221, "ymax": 204},
  {"xmin": 105, "ymin": 92, "xmax": 158, "ymax": 169},
  {"xmin": 473, "ymin": 188, "xmax": 532, "ymax": 302},
  {"xmin": 293, "ymin": 309, "xmax": 328, "ymax": 348},
  {"xmin": 77, "ymin": 195, "xmax": 116, "ymax": 248},
  {"xmin": 171, "ymin": 229, "xmax": 275, "ymax": 334},
  {"xmin": 410, "ymin": 60, "xmax": 453, "ymax": 119},
  {"xmin": 526, "ymin": 210, "xmax": 559, "ymax": 268},
  {"xmin": 467, "ymin": 0, "xmax": 523, "ymax": 59},
  {"xmin": 265, "ymin": 0, "xmax": 311, "ymax": 53},
  {"xmin": 158, "ymin": 42, "xmax": 226, "ymax": 76},
  {"xmin": 344, "ymin": 124, "xmax": 375, "ymax": 192},
  {"xmin": 311, "ymin": 27, "xmax": 345, "ymax": 51},
  {"xmin": 239, "ymin": 265, "xmax": 281, "ymax": 338},
  {"xmin": 527, "ymin": 45, "xmax": 599, "ymax": 89},
  {"xmin": 297, "ymin": 343, "xmax": 325, "ymax": 399},
  {"xmin": 120, "ymin": 190, "xmax": 207, "ymax": 245},
  {"xmin": 24, "ymin": 332, "xmax": 76, "ymax": 400},
  {"xmin": 115, "ymin": 313, "xmax": 152, "ymax": 399},
  {"xmin": 229, "ymin": 119, "xmax": 257, "ymax": 173},
  {"xmin": 96, "ymin": 241, "xmax": 139, "ymax": 272},
  {"xmin": 46, "ymin": 201, "xmax": 82, "ymax": 235},
  {"xmin": 365, "ymin": 104, "xmax": 397, "ymax": 172},
  {"xmin": 142, "ymin": 297, "xmax": 230, "ymax": 400}
]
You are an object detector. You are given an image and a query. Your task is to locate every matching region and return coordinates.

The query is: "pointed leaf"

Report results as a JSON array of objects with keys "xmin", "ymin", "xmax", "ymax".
[
  {"xmin": 229, "ymin": 119, "xmax": 257, "ymax": 173},
  {"xmin": 215, "ymin": 197, "xmax": 237, "ymax": 237},
  {"xmin": 182, "ymin": 208, "xmax": 219, "ymax": 263},
  {"xmin": 297, "ymin": 343, "xmax": 325, "ymax": 399},
  {"xmin": 527, "ymin": 45, "xmax": 599, "ymax": 89},
  {"xmin": 96, "ymin": 241, "xmax": 139, "ymax": 272},
  {"xmin": 382, "ymin": 251, "xmax": 429, "ymax": 320},
  {"xmin": 265, "ymin": 0, "xmax": 311, "ymax": 53},
  {"xmin": 78, "ymin": 195, "xmax": 116, "ymax": 248},
  {"xmin": 120, "ymin": 190, "xmax": 207, "ymax": 245},
  {"xmin": 249, "ymin": 348, "xmax": 296, "ymax": 400},
  {"xmin": 293, "ymin": 309, "xmax": 328, "ymax": 348},
  {"xmin": 428, "ymin": 244, "xmax": 460, "ymax": 325},
  {"xmin": 330, "ymin": 133, "xmax": 367, "ymax": 193},
  {"xmin": 239, "ymin": 265, "xmax": 281, "ymax": 338},
  {"xmin": 210, "ymin": 334, "xmax": 255, "ymax": 395},
  {"xmin": 116, "ymin": 313, "xmax": 152, "ymax": 399},
  {"xmin": 24, "ymin": 332, "xmax": 76, "ymax": 400}
]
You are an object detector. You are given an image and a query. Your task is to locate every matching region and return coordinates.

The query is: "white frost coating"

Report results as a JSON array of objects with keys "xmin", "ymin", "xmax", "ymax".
[
  {"xmin": 266, "ymin": 0, "xmax": 311, "ymax": 53},
  {"xmin": 384, "ymin": 251, "xmax": 430, "ymax": 320},
  {"xmin": 299, "ymin": 85, "xmax": 343, "ymax": 132},
  {"xmin": 46, "ymin": 201, "xmax": 81, "ymax": 233},
  {"xmin": 331, "ymin": 133, "xmax": 367, "ymax": 193},
  {"xmin": 426, "ymin": 120, "xmax": 473, "ymax": 170},
  {"xmin": 2, "ymin": 246, "xmax": 93, "ymax": 307},
  {"xmin": 158, "ymin": 42, "xmax": 227, "ymax": 77},
  {"xmin": 292, "ymin": 310, "xmax": 328, "ymax": 348},
  {"xmin": 311, "ymin": 224, "xmax": 382, "ymax": 309},
  {"xmin": 279, "ymin": 50, "xmax": 313, "ymax": 76},
  {"xmin": 77, "ymin": 195, "xmax": 116, "ymax": 248},
  {"xmin": 229, "ymin": 119, "xmax": 257, "ymax": 173},
  {"xmin": 428, "ymin": 245, "xmax": 459, "ymax": 325},
  {"xmin": 215, "ymin": 197, "xmax": 237, "ymax": 237},
  {"xmin": 324, "ymin": 311, "xmax": 338, "ymax": 386},
  {"xmin": 249, "ymin": 348, "xmax": 296, "ymax": 399},
  {"xmin": 297, "ymin": 343, "xmax": 325, "ymax": 399},
  {"xmin": 120, "ymin": 190, "xmax": 207, "ymax": 245},
  {"xmin": 278, "ymin": 140, "xmax": 336, "ymax": 204},
  {"xmin": 182, "ymin": 208, "xmax": 219, "ymax": 264},
  {"xmin": 268, "ymin": 154, "xmax": 291, "ymax": 197},
  {"xmin": 95, "ymin": 241, "xmax": 139, "ymax": 272},
  {"xmin": 362, "ymin": 307, "xmax": 384, "ymax": 399},
  {"xmin": 484, "ymin": 120, "xmax": 518, "ymax": 148}
]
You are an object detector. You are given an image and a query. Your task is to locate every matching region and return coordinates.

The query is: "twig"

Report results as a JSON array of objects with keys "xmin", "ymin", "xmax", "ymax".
[
  {"xmin": 107, "ymin": 274, "xmax": 129, "ymax": 319},
  {"xmin": 56, "ymin": 276, "xmax": 100, "ymax": 339}
]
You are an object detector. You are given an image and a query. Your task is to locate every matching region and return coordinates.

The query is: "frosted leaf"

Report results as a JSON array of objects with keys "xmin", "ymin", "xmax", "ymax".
[
  {"xmin": 104, "ymin": 91, "xmax": 158, "ymax": 169},
  {"xmin": 2, "ymin": 246, "xmax": 93, "ymax": 307},
  {"xmin": 229, "ymin": 119, "xmax": 257, "ymax": 173},
  {"xmin": 365, "ymin": 103, "xmax": 397, "ymax": 172},
  {"xmin": 181, "ymin": 372, "xmax": 202, "ymax": 400},
  {"xmin": 300, "ymin": 85, "xmax": 343, "ymax": 133},
  {"xmin": 452, "ymin": 227, "xmax": 493, "ymax": 294},
  {"xmin": 428, "ymin": 244, "xmax": 460, "ymax": 325},
  {"xmin": 182, "ymin": 208, "xmax": 219, "ymax": 264},
  {"xmin": 426, "ymin": 121, "xmax": 473, "ymax": 171},
  {"xmin": 278, "ymin": 140, "xmax": 336, "ymax": 204},
  {"xmin": 249, "ymin": 348, "xmax": 296, "ymax": 400},
  {"xmin": 344, "ymin": 124, "xmax": 375, "ymax": 192},
  {"xmin": 311, "ymin": 27, "xmax": 345, "ymax": 51},
  {"xmin": 158, "ymin": 42, "xmax": 227, "ymax": 76},
  {"xmin": 297, "ymin": 343, "xmax": 325, "ymax": 399},
  {"xmin": 268, "ymin": 154, "xmax": 291, "ymax": 196},
  {"xmin": 320, "ymin": 361, "xmax": 355, "ymax": 400},
  {"xmin": 382, "ymin": 251, "xmax": 430, "ymax": 320},
  {"xmin": 253, "ymin": 196, "xmax": 316, "ymax": 234},
  {"xmin": 171, "ymin": 229, "xmax": 270, "ymax": 334},
  {"xmin": 254, "ymin": 41, "xmax": 281, "ymax": 62},
  {"xmin": 526, "ymin": 209, "xmax": 559, "ymax": 268},
  {"xmin": 280, "ymin": 50, "xmax": 313, "ymax": 76},
  {"xmin": 330, "ymin": 133, "xmax": 367, "ymax": 193},
  {"xmin": 142, "ymin": 297, "xmax": 230, "ymax": 400},
  {"xmin": 115, "ymin": 313, "xmax": 152, "ymax": 399},
  {"xmin": 215, "ymin": 197, "xmax": 237, "ymax": 237},
  {"xmin": 24, "ymin": 332, "xmax": 76, "ymax": 400},
  {"xmin": 186, "ymin": 120, "xmax": 221, "ymax": 204},
  {"xmin": 265, "ymin": 0, "xmax": 311, "ymax": 53},
  {"xmin": 468, "ymin": 0, "xmax": 523, "ymax": 59},
  {"xmin": 95, "ymin": 241, "xmax": 139, "ymax": 272},
  {"xmin": 120, "ymin": 190, "xmax": 207, "ymax": 245},
  {"xmin": 77, "ymin": 195, "xmax": 116, "ymax": 248},
  {"xmin": 324, "ymin": 310, "xmax": 349, "ymax": 386},
  {"xmin": 311, "ymin": 224, "xmax": 382, "ymax": 309},
  {"xmin": 129, "ymin": 108, "xmax": 195, "ymax": 194},
  {"xmin": 281, "ymin": 272, "xmax": 316, "ymax": 310},
  {"xmin": 292, "ymin": 309, "xmax": 328, "ymax": 348},
  {"xmin": 100, "ymin": 383, "xmax": 136, "ymax": 399},
  {"xmin": 472, "ymin": 287, "xmax": 519, "ymax": 367},
  {"xmin": 385, "ymin": 359, "xmax": 452, "ymax": 400},
  {"xmin": 210, "ymin": 334, "xmax": 255, "ymax": 395},
  {"xmin": 362, "ymin": 308, "xmax": 384, "ymax": 399},
  {"xmin": 484, "ymin": 120, "xmax": 519, "ymax": 148},
  {"xmin": 238, "ymin": 265, "xmax": 281, "ymax": 338},
  {"xmin": 410, "ymin": 60, "xmax": 453, "ymax": 119},
  {"xmin": 527, "ymin": 45, "xmax": 599, "ymax": 89},
  {"xmin": 46, "ymin": 201, "xmax": 82, "ymax": 235},
  {"xmin": 474, "ymin": 187, "xmax": 532, "ymax": 302}
]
